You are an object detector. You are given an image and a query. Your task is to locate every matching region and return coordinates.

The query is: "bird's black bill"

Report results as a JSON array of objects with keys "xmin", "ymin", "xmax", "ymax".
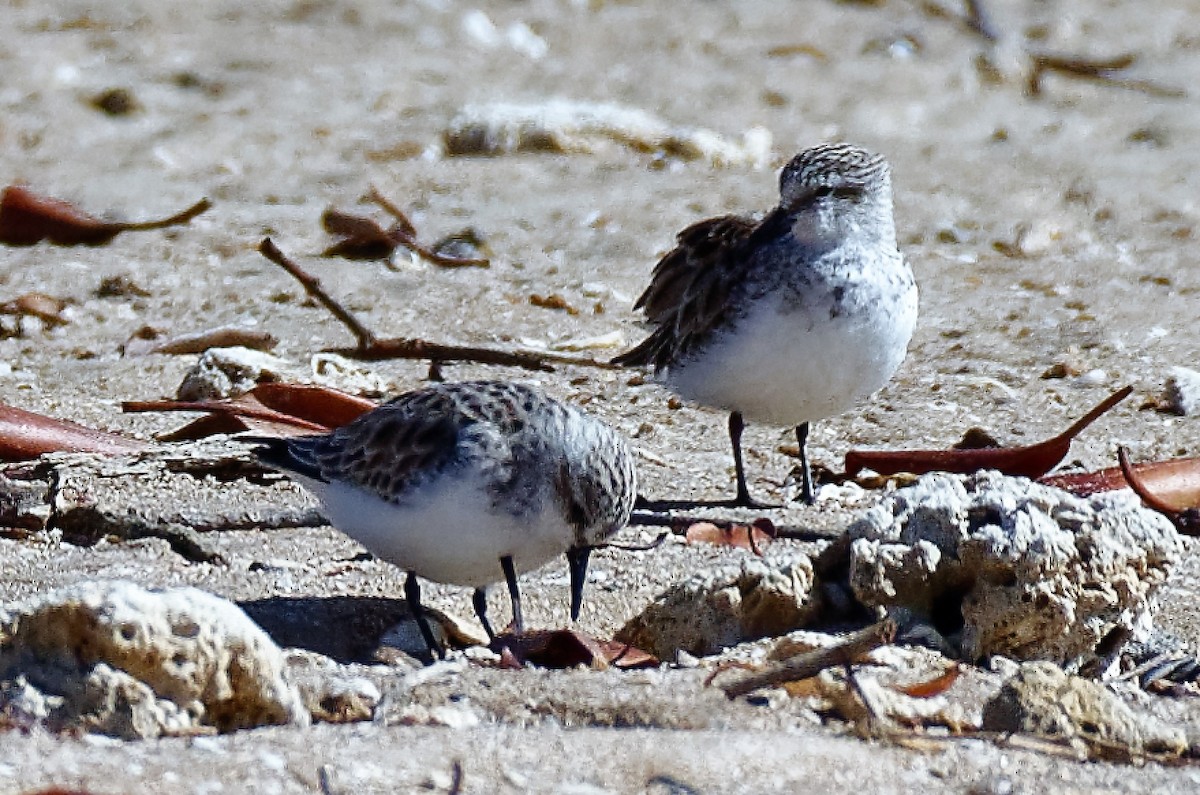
[
  {"xmin": 473, "ymin": 587, "xmax": 496, "ymax": 641},
  {"xmin": 567, "ymin": 545, "xmax": 592, "ymax": 622}
]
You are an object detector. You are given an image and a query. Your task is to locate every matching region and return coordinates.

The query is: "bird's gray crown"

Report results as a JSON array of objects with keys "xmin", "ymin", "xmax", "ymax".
[{"xmin": 779, "ymin": 142, "xmax": 890, "ymax": 198}]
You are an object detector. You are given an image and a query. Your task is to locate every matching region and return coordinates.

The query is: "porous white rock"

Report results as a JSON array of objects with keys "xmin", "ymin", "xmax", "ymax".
[
  {"xmin": 982, "ymin": 662, "xmax": 1187, "ymax": 757},
  {"xmin": 284, "ymin": 650, "xmax": 381, "ymax": 724},
  {"xmin": 846, "ymin": 472, "xmax": 1182, "ymax": 666},
  {"xmin": 615, "ymin": 551, "xmax": 820, "ymax": 660},
  {"xmin": 0, "ymin": 580, "xmax": 308, "ymax": 738}
]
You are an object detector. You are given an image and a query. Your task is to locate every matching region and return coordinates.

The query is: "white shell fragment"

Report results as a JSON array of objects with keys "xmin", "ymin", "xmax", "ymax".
[{"xmin": 441, "ymin": 100, "xmax": 773, "ymax": 168}]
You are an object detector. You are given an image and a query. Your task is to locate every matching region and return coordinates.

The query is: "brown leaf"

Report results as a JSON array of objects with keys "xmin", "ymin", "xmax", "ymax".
[
  {"xmin": 896, "ymin": 664, "xmax": 961, "ymax": 698},
  {"xmin": 0, "ymin": 292, "xmax": 71, "ymax": 326},
  {"xmin": 845, "ymin": 385, "xmax": 1132, "ymax": 480},
  {"xmin": 0, "ymin": 402, "xmax": 148, "ymax": 461},
  {"xmin": 0, "ymin": 185, "xmax": 210, "ymax": 246},
  {"xmin": 121, "ymin": 325, "xmax": 279, "ymax": 356},
  {"xmin": 321, "ymin": 209, "xmax": 398, "ymax": 260},
  {"xmin": 781, "ymin": 677, "xmax": 825, "ymax": 698},
  {"xmin": 685, "ymin": 520, "xmax": 775, "ymax": 553},
  {"xmin": 529, "ymin": 293, "xmax": 579, "ymax": 315},
  {"xmin": 122, "ymin": 382, "xmax": 377, "ymax": 440}
]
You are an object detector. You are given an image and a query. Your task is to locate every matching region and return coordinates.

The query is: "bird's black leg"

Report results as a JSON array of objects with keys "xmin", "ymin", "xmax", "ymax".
[
  {"xmin": 500, "ymin": 555, "xmax": 524, "ymax": 634},
  {"xmin": 795, "ymin": 421, "xmax": 815, "ymax": 505},
  {"xmin": 404, "ymin": 570, "xmax": 443, "ymax": 660},
  {"xmin": 729, "ymin": 411, "xmax": 753, "ymax": 506},
  {"xmin": 566, "ymin": 545, "xmax": 592, "ymax": 622},
  {"xmin": 726, "ymin": 411, "xmax": 777, "ymax": 508},
  {"xmin": 473, "ymin": 587, "xmax": 496, "ymax": 641}
]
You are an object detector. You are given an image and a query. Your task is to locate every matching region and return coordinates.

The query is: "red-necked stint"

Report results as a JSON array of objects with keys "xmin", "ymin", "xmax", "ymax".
[
  {"xmin": 251, "ymin": 380, "xmax": 637, "ymax": 658},
  {"xmin": 615, "ymin": 142, "xmax": 918, "ymax": 506}
]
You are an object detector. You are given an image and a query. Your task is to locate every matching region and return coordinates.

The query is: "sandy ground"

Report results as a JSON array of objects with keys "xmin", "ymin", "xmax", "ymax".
[{"xmin": 3, "ymin": 0, "xmax": 1200, "ymax": 792}]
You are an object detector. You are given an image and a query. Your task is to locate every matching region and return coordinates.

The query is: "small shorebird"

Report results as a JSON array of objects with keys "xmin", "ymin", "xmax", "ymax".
[
  {"xmin": 251, "ymin": 380, "xmax": 637, "ymax": 657},
  {"xmin": 614, "ymin": 142, "xmax": 918, "ymax": 506}
]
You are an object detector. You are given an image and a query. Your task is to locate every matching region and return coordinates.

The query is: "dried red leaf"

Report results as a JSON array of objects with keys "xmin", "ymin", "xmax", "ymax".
[
  {"xmin": 121, "ymin": 381, "xmax": 374, "ymax": 441},
  {"xmin": 491, "ymin": 628, "xmax": 606, "ymax": 669},
  {"xmin": 122, "ymin": 383, "xmax": 377, "ymax": 440},
  {"xmin": 845, "ymin": 386, "xmax": 1132, "ymax": 480},
  {"xmin": 1116, "ymin": 448, "xmax": 1200, "ymax": 535},
  {"xmin": 488, "ymin": 629, "xmax": 656, "ymax": 670},
  {"xmin": 1038, "ymin": 466, "xmax": 1130, "ymax": 496},
  {"xmin": 0, "ymin": 185, "xmax": 210, "ymax": 246},
  {"xmin": 896, "ymin": 663, "xmax": 961, "ymax": 698},
  {"xmin": 152, "ymin": 412, "xmax": 260, "ymax": 442},
  {"xmin": 685, "ymin": 520, "xmax": 775, "ymax": 553},
  {"xmin": 1041, "ymin": 455, "xmax": 1200, "ymax": 505},
  {"xmin": 594, "ymin": 638, "xmax": 659, "ymax": 669},
  {"xmin": 249, "ymin": 383, "xmax": 377, "ymax": 428},
  {"xmin": 0, "ymin": 402, "xmax": 147, "ymax": 461}
]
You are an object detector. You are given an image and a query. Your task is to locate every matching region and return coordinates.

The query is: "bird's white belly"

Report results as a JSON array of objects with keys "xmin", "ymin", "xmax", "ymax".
[
  {"xmin": 665, "ymin": 290, "xmax": 916, "ymax": 427},
  {"xmin": 309, "ymin": 474, "xmax": 571, "ymax": 588}
]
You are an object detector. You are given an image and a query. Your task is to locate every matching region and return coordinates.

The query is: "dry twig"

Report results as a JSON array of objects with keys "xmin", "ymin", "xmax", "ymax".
[
  {"xmin": 1028, "ymin": 52, "xmax": 1185, "ymax": 98},
  {"xmin": 257, "ymin": 238, "xmax": 615, "ymax": 373},
  {"xmin": 719, "ymin": 619, "xmax": 897, "ymax": 699}
]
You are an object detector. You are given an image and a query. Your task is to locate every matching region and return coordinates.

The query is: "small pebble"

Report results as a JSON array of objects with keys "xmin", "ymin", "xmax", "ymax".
[{"xmin": 90, "ymin": 87, "xmax": 139, "ymax": 116}]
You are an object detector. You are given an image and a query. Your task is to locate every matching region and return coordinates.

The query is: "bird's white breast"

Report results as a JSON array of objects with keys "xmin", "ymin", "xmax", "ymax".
[
  {"xmin": 310, "ymin": 473, "xmax": 573, "ymax": 588},
  {"xmin": 664, "ymin": 273, "xmax": 917, "ymax": 427}
]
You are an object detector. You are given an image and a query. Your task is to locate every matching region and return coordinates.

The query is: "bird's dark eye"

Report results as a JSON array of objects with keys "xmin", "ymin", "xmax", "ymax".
[
  {"xmin": 810, "ymin": 185, "xmax": 861, "ymax": 201},
  {"xmin": 810, "ymin": 185, "xmax": 863, "ymax": 202}
]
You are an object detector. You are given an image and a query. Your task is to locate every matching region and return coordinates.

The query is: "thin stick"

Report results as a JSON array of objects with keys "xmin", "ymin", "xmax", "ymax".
[
  {"xmin": 1028, "ymin": 53, "xmax": 1185, "ymax": 98},
  {"xmin": 259, "ymin": 238, "xmax": 377, "ymax": 349},
  {"xmin": 326, "ymin": 339, "xmax": 616, "ymax": 372},
  {"xmin": 720, "ymin": 619, "xmax": 897, "ymax": 699},
  {"xmin": 963, "ymin": 0, "xmax": 998, "ymax": 41},
  {"xmin": 366, "ymin": 185, "xmax": 418, "ymax": 237},
  {"xmin": 120, "ymin": 198, "xmax": 213, "ymax": 231},
  {"xmin": 844, "ymin": 662, "xmax": 883, "ymax": 734}
]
